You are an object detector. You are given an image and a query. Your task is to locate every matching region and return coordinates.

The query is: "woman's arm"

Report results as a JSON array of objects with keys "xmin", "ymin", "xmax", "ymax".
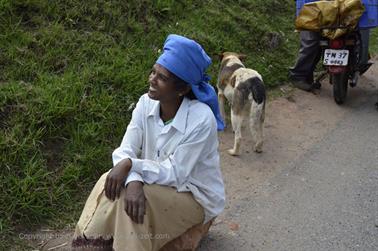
[
  {"xmin": 105, "ymin": 96, "xmax": 145, "ymax": 200},
  {"xmin": 112, "ymin": 97, "xmax": 144, "ymax": 166}
]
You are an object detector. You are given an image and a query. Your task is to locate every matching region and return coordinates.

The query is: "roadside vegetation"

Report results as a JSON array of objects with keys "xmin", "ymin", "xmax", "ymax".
[{"xmin": 0, "ymin": 0, "xmax": 377, "ymax": 249}]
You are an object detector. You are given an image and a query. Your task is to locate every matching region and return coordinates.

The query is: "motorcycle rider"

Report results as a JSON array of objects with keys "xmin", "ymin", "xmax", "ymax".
[{"xmin": 289, "ymin": 0, "xmax": 372, "ymax": 91}]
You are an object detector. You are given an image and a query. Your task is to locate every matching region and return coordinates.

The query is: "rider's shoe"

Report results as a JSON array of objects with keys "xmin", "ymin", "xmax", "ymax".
[{"xmin": 290, "ymin": 79, "xmax": 313, "ymax": 91}]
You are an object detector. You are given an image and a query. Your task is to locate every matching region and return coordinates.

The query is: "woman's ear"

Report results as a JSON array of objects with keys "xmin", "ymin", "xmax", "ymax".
[
  {"xmin": 183, "ymin": 85, "xmax": 191, "ymax": 95},
  {"xmin": 177, "ymin": 84, "xmax": 191, "ymax": 97}
]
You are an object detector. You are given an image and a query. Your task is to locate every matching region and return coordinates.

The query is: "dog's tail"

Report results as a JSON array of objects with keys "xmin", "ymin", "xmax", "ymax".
[
  {"xmin": 241, "ymin": 76, "xmax": 266, "ymax": 121},
  {"xmin": 232, "ymin": 76, "xmax": 266, "ymax": 113},
  {"xmin": 249, "ymin": 77, "xmax": 266, "ymax": 105}
]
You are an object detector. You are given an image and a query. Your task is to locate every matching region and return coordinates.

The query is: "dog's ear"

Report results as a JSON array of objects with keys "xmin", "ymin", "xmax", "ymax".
[
  {"xmin": 218, "ymin": 52, "xmax": 225, "ymax": 61},
  {"xmin": 237, "ymin": 53, "xmax": 247, "ymax": 61}
]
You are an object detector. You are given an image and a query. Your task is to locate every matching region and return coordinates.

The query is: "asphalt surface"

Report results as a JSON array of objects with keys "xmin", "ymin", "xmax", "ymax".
[{"xmin": 200, "ymin": 63, "xmax": 378, "ymax": 251}]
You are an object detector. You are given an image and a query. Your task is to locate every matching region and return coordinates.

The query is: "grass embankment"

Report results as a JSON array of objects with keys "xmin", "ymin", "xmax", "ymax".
[{"xmin": 0, "ymin": 0, "xmax": 377, "ymax": 249}]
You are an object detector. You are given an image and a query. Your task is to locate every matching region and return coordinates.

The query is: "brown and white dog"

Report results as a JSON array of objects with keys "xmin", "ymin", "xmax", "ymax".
[{"xmin": 217, "ymin": 52, "xmax": 266, "ymax": 156}]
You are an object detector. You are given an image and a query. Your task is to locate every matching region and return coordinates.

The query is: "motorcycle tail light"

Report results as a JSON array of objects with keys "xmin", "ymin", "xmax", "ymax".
[{"xmin": 330, "ymin": 39, "xmax": 344, "ymax": 49}]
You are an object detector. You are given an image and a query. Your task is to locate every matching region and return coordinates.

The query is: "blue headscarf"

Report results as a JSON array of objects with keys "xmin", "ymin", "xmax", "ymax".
[{"xmin": 156, "ymin": 34, "xmax": 225, "ymax": 131}]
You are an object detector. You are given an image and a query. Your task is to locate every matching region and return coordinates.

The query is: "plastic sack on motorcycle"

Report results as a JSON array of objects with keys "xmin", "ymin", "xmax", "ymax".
[{"xmin": 295, "ymin": 0, "xmax": 365, "ymax": 39}]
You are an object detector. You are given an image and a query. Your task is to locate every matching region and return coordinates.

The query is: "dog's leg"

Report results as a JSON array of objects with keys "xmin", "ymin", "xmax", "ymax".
[
  {"xmin": 227, "ymin": 109, "xmax": 243, "ymax": 156},
  {"xmin": 218, "ymin": 91, "xmax": 227, "ymax": 128},
  {"xmin": 250, "ymin": 101, "xmax": 265, "ymax": 153}
]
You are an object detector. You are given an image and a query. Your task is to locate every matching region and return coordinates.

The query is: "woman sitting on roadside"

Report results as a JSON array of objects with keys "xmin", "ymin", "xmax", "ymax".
[{"xmin": 72, "ymin": 34, "xmax": 225, "ymax": 251}]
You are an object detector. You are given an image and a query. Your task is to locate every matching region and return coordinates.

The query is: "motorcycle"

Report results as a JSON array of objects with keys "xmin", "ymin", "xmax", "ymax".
[
  {"xmin": 296, "ymin": 0, "xmax": 377, "ymax": 105},
  {"xmin": 314, "ymin": 29, "xmax": 372, "ymax": 104}
]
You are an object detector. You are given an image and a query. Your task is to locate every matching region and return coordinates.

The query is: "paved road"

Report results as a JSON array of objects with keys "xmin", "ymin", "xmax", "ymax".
[{"xmin": 200, "ymin": 63, "xmax": 378, "ymax": 251}]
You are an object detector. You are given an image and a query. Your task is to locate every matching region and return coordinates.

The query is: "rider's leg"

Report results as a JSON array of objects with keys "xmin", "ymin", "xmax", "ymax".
[
  {"xmin": 360, "ymin": 28, "xmax": 370, "ymax": 65},
  {"xmin": 359, "ymin": 28, "xmax": 372, "ymax": 75},
  {"xmin": 289, "ymin": 31, "xmax": 322, "ymax": 90}
]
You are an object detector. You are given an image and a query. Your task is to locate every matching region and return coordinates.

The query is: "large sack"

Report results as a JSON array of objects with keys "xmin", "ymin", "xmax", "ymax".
[{"xmin": 295, "ymin": 0, "xmax": 365, "ymax": 39}]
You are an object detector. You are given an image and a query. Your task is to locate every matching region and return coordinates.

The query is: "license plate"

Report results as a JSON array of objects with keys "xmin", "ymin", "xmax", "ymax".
[{"xmin": 323, "ymin": 49, "xmax": 349, "ymax": 66}]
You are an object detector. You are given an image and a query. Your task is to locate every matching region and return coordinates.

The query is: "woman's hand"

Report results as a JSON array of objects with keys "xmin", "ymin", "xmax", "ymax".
[
  {"xmin": 124, "ymin": 181, "xmax": 146, "ymax": 224},
  {"xmin": 104, "ymin": 158, "xmax": 131, "ymax": 201}
]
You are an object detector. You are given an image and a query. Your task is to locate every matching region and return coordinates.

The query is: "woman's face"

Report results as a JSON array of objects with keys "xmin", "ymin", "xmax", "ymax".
[{"xmin": 148, "ymin": 64, "xmax": 184, "ymax": 102}]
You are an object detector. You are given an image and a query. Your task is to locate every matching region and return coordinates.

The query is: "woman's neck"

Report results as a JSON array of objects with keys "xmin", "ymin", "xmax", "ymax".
[{"xmin": 159, "ymin": 98, "xmax": 183, "ymax": 122}]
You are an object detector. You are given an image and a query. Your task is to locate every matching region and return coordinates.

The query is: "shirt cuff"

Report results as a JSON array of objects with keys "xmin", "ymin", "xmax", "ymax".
[
  {"xmin": 130, "ymin": 158, "xmax": 144, "ymax": 174},
  {"xmin": 125, "ymin": 171, "xmax": 144, "ymax": 187}
]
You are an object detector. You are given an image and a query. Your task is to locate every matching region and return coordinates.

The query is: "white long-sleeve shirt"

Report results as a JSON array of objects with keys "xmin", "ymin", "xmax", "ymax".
[{"xmin": 112, "ymin": 94, "xmax": 225, "ymax": 223}]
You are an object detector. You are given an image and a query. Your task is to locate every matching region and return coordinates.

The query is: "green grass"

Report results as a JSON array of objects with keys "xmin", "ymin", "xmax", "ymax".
[{"xmin": 0, "ymin": 0, "xmax": 377, "ymax": 249}]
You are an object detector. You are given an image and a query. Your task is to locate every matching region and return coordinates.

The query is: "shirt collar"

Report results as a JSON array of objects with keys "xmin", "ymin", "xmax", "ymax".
[
  {"xmin": 147, "ymin": 97, "xmax": 189, "ymax": 134},
  {"xmin": 148, "ymin": 100, "xmax": 160, "ymax": 118},
  {"xmin": 170, "ymin": 97, "xmax": 189, "ymax": 134}
]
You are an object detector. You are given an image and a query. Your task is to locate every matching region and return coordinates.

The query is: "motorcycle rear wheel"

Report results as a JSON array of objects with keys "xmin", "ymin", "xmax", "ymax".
[{"xmin": 331, "ymin": 73, "xmax": 348, "ymax": 105}]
